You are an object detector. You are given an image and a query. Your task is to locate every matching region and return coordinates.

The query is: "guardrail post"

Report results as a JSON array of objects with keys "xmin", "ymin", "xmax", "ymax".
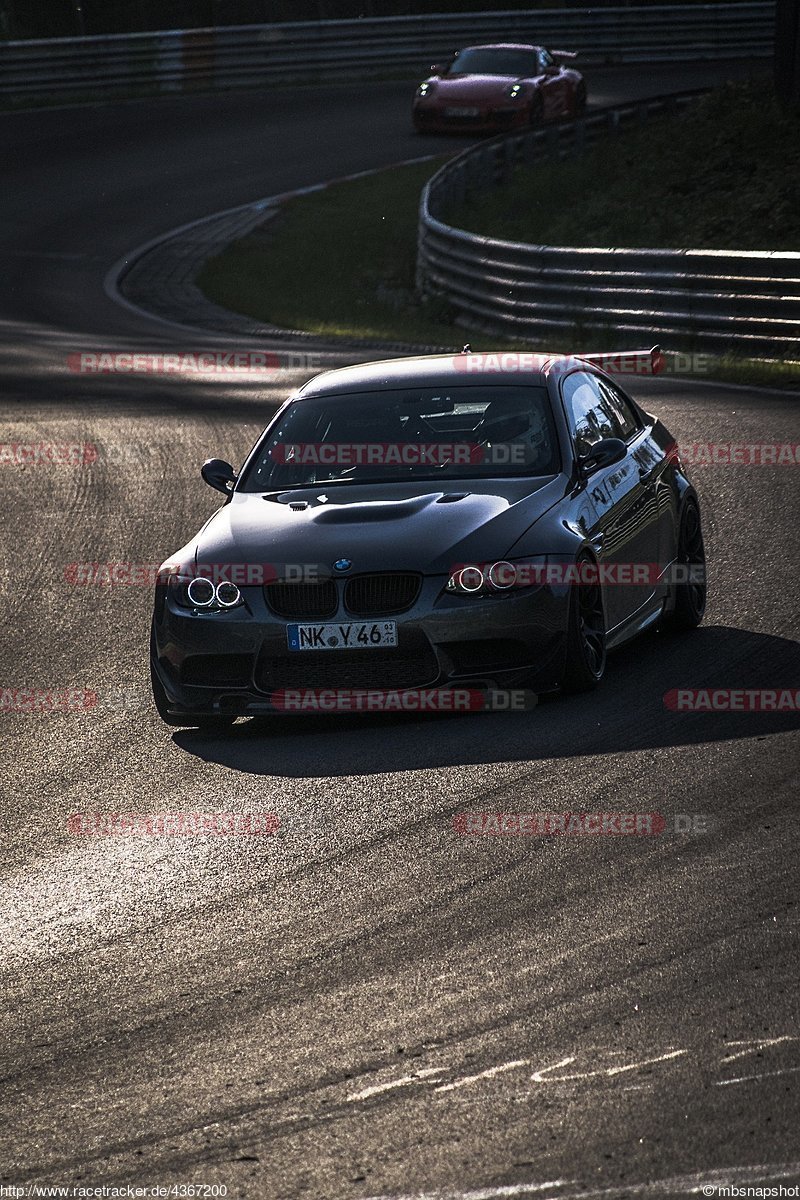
[{"xmin": 156, "ymin": 31, "xmax": 182, "ymax": 93}]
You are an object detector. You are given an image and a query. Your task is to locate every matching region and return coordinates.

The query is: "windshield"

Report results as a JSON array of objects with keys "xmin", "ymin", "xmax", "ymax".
[
  {"xmin": 447, "ymin": 48, "xmax": 539, "ymax": 77},
  {"xmin": 238, "ymin": 386, "xmax": 559, "ymax": 492}
]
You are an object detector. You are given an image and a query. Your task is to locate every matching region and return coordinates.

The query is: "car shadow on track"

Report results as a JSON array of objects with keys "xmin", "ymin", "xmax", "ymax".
[{"xmin": 172, "ymin": 624, "xmax": 800, "ymax": 778}]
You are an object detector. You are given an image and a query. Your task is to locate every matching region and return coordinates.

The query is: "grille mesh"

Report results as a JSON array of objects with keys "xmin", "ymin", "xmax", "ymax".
[
  {"xmin": 345, "ymin": 573, "xmax": 421, "ymax": 616},
  {"xmin": 264, "ymin": 579, "xmax": 337, "ymax": 619},
  {"xmin": 264, "ymin": 573, "xmax": 422, "ymax": 618}
]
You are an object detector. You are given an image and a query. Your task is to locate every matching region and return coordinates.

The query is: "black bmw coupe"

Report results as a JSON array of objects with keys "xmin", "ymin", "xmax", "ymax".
[{"xmin": 150, "ymin": 349, "xmax": 706, "ymax": 730}]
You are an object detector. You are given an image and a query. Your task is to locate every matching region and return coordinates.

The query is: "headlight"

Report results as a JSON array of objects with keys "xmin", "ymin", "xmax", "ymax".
[
  {"xmin": 417, "ymin": 81, "xmax": 433, "ymax": 97},
  {"xmin": 487, "ymin": 561, "xmax": 517, "ymax": 590},
  {"xmin": 453, "ymin": 565, "xmax": 485, "ymax": 594},
  {"xmin": 215, "ymin": 580, "xmax": 242, "ymax": 608},
  {"xmin": 446, "ymin": 558, "xmax": 547, "ymax": 596},
  {"xmin": 171, "ymin": 575, "xmax": 243, "ymax": 611},
  {"xmin": 506, "ymin": 82, "xmax": 525, "ymax": 100},
  {"xmin": 187, "ymin": 577, "xmax": 216, "ymax": 607}
]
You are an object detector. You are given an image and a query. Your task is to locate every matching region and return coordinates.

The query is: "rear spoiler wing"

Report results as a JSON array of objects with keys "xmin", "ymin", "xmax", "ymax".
[
  {"xmin": 551, "ymin": 48, "xmax": 579, "ymax": 60},
  {"xmin": 579, "ymin": 346, "xmax": 666, "ymax": 376}
]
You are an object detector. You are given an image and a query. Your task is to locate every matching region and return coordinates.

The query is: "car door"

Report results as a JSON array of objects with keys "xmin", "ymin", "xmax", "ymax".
[
  {"xmin": 596, "ymin": 374, "xmax": 675, "ymax": 584},
  {"xmin": 561, "ymin": 370, "xmax": 660, "ymax": 631}
]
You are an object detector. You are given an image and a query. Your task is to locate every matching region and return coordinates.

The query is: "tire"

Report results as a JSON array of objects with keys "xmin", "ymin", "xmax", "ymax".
[
  {"xmin": 150, "ymin": 625, "xmax": 235, "ymax": 732},
  {"xmin": 561, "ymin": 556, "xmax": 607, "ymax": 692},
  {"xmin": 662, "ymin": 500, "xmax": 706, "ymax": 632},
  {"xmin": 574, "ymin": 82, "xmax": 587, "ymax": 116}
]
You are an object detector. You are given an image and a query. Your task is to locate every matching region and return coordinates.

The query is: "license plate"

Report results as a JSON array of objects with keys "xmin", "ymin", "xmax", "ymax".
[
  {"xmin": 287, "ymin": 621, "xmax": 398, "ymax": 651},
  {"xmin": 444, "ymin": 106, "xmax": 480, "ymax": 117}
]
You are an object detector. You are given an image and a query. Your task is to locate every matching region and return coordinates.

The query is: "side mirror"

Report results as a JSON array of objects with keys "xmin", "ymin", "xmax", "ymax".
[
  {"xmin": 578, "ymin": 437, "xmax": 627, "ymax": 475},
  {"xmin": 201, "ymin": 457, "xmax": 237, "ymax": 495},
  {"xmin": 430, "ymin": 62, "xmax": 446, "ymax": 75}
]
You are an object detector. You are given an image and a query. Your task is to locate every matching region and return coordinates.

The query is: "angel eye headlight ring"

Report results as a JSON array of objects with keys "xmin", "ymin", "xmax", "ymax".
[
  {"xmin": 215, "ymin": 580, "xmax": 242, "ymax": 608},
  {"xmin": 487, "ymin": 561, "xmax": 517, "ymax": 590},
  {"xmin": 187, "ymin": 577, "xmax": 216, "ymax": 607},
  {"xmin": 457, "ymin": 565, "xmax": 485, "ymax": 593}
]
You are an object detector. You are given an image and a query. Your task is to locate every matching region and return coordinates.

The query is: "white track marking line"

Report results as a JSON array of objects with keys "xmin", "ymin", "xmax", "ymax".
[
  {"xmin": 434, "ymin": 1059, "xmax": 530, "ymax": 1094},
  {"xmin": 530, "ymin": 1049, "xmax": 687, "ymax": 1084},
  {"xmin": 530, "ymin": 1056, "xmax": 577, "ymax": 1082},
  {"xmin": 361, "ymin": 1163, "xmax": 800, "ymax": 1200},
  {"xmin": 606, "ymin": 1049, "xmax": 687, "ymax": 1076},
  {"xmin": 347, "ymin": 1066, "xmax": 443, "ymax": 1102},
  {"xmin": 362, "ymin": 1183, "xmax": 573, "ymax": 1200},
  {"xmin": 715, "ymin": 1065, "xmax": 800, "ymax": 1086},
  {"xmin": 721, "ymin": 1035, "xmax": 798, "ymax": 1062}
]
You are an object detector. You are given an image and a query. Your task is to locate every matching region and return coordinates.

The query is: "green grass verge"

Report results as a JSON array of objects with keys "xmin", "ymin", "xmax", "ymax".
[
  {"xmin": 197, "ymin": 82, "xmax": 800, "ymax": 390},
  {"xmin": 198, "ymin": 159, "xmax": 477, "ymax": 349},
  {"xmin": 451, "ymin": 80, "xmax": 800, "ymax": 251}
]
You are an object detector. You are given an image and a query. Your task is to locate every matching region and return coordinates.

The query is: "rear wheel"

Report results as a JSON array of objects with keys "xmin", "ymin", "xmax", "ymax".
[
  {"xmin": 663, "ymin": 500, "xmax": 706, "ymax": 631},
  {"xmin": 561, "ymin": 556, "xmax": 607, "ymax": 692}
]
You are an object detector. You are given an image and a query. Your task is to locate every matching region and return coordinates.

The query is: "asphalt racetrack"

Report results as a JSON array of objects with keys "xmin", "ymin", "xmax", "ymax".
[{"xmin": 1, "ymin": 61, "xmax": 799, "ymax": 1198}]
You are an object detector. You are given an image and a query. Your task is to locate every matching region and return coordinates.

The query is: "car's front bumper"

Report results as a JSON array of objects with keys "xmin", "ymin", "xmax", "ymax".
[
  {"xmin": 151, "ymin": 576, "xmax": 569, "ymax": 718},
  {"xmin": 412, "ymin": 103, "xmax": 529, "ymax": 134}
]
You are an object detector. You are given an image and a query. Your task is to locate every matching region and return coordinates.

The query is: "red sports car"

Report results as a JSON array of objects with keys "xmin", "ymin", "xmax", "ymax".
[{"xmin": 413, "ymin": 42, "xmax": 586, "ymax": 134}]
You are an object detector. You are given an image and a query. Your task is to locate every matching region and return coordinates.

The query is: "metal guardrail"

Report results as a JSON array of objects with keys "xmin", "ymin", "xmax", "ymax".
[
  {"xmin": 0, "ymin": 4, "xmax": 775, "ymax": 106},
  {"xmin": 417, "ymin": 92, "xmax": 800, "ymax": 358}
]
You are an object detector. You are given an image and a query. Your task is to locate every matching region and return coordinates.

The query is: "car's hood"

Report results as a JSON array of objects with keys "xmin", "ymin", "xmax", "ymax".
[
  {"xmin": 192, "ymin": 478, "xmax": 564, "ymax": 576},
  {"xmin": 430, "ymin": 74, "xmax": 530, "ymax": 103}
]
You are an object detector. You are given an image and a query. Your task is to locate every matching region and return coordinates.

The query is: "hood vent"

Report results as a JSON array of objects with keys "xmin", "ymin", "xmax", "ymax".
[{"xmin": 313, "ymin": 496, "xmax": 430, "ymax": 524}]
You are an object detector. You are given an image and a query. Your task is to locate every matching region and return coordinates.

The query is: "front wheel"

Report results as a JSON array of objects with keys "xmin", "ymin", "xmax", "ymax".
[
  {"xmin": 528, "ymin": 94, "xmax": 544, "ymax": 127},
  {"xmin": 561, "ymin": 556, "xmax": 607, "ymax": 692}
]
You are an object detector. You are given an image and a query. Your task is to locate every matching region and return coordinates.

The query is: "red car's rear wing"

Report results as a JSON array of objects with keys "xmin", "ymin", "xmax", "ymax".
[{"xmin": 579, "ymin": 346, "xmax": 666, "ymax": 377}]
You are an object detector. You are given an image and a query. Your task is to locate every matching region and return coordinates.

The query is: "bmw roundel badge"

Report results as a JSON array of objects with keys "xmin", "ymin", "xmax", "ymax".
[{"xmin": 333, "ymin": 558, "xmax": 352, "ymax": 572}]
